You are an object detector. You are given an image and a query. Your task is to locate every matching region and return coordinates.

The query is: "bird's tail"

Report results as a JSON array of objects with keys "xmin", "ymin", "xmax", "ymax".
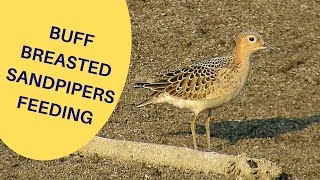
[
  {"xmin": 134, "ymin": 82, "xmax": 150, "ymax": 89},
  {"xmin": 136, "ymin": 98, "xmax": 156, "ymax": 108},
  {"xmin": 135, "ymin": 82, "xmax": 162, "ymax": 107}
]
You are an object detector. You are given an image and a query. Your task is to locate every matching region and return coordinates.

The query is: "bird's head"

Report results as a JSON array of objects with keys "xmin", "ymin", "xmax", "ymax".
[
  {"xmin": 235, "ymin": 31, "xmax": 267, "ymax": 53},
  {"xmin": 233, "ymin": 31, "xmax": 278, "ymax": 61}
]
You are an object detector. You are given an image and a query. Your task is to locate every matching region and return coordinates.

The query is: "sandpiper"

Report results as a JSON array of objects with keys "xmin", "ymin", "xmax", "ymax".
[{"xmin": 135, "ymin": 31, "xmax": 271, "ymax": 151}]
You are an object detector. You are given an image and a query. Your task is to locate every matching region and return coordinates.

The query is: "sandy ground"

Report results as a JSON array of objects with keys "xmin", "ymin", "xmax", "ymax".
[{"xmin": 1, "ymin": 0, "xmax": 320, "ymax": 179}]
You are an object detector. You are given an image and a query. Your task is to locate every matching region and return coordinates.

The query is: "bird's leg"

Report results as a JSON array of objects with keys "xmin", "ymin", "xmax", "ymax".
[
  {"xmin": 205, "ymin": 109, "xmax": 213, "ymax": 151},
  {"xmin": 190, "ymin": 114, "xmax": 198, "ymax": 150}
]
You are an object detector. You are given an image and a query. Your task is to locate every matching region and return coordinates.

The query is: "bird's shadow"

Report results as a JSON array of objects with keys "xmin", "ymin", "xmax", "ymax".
[{"xmin": 171, "ymin": 112, "xmax": 320, "ymax": 143}]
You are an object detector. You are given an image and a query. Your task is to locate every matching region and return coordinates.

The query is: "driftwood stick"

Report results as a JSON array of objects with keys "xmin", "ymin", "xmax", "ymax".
[{"xmin": 78, "ymin": 136, "xmax": 282, "ymax": 179}]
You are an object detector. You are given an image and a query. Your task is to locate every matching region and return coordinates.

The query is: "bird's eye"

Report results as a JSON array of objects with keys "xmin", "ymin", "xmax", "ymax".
[{"xmin": 249, "ymin": 37, "xmax": 255, "ymax": 42}]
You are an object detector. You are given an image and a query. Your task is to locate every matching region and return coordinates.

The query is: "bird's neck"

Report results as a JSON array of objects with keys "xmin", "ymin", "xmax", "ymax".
[{"xmin": 231, "ymin": 45, "xmax": 253, "ymax": 67}]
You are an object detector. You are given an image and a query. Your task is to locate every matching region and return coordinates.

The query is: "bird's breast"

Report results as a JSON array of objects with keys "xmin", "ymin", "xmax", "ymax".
[{"xmin": 206, "ymin": 62, "xmax": 251, "ymax": 106}]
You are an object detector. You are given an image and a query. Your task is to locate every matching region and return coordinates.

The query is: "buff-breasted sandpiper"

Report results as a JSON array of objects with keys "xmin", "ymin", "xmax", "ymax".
[{"xmin": 135, "ymin": 31, "xmax": 272, "ymax": 151}]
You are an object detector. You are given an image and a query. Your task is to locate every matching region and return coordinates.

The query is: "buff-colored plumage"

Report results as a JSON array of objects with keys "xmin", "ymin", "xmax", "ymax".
[{"xmin": 135, "ymin": 31, "xmax": 270, "ymax": 150}]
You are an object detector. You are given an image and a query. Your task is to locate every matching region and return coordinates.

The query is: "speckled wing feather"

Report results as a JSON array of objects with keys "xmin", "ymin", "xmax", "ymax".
[{"xmin": 136, "ymin": 57, "xmax": 231, "ymax": 100}]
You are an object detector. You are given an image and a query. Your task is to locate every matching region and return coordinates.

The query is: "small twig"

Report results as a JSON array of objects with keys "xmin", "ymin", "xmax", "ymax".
[{"xmin": 78, "ymin": 137, "xmax": 282, "ymax": 179}]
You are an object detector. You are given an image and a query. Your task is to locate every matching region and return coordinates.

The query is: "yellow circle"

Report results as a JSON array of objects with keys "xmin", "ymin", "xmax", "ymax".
[{"xmin": 0, "ymin": 1, "xmax": 131, "ymax": 160}]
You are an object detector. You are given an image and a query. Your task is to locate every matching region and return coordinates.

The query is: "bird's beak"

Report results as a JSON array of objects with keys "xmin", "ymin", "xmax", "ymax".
[{"xmin": 263, "ymin": 44, "xmax": 280, "ymax": 51}]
